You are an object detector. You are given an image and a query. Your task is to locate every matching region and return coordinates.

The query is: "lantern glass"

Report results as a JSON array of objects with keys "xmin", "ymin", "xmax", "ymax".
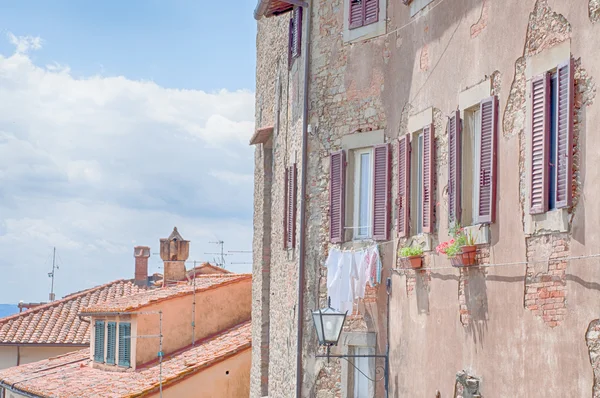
[{"xmin": 312, "ymin": 306, "xmax": 346, "ymax": 346}]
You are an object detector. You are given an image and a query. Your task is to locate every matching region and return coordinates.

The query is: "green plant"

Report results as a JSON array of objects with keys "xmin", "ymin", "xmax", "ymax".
[
  {"xmin": 445, "ymin": 242, "xmax": 462, "ymax": 257},
  {"xmin": 463, "ymin": 230, "xmax": 476, "ymax": 246},
  {"xmin": 399, "ymin": 246, "xmax": 424, "ymax": 257}
]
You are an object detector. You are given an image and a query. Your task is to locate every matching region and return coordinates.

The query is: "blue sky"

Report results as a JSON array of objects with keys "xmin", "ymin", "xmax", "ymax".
[
  {"xmin": 0, "ymin": 1, "xmax": 258, "ymax": 303},
  {"xmin": 0, "ymin": 0, "xmax": 257, "ymax": 91}
]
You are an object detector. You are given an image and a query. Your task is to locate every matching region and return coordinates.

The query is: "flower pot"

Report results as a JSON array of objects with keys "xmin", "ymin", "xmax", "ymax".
[
  {"xmin": 459, "ymin": 245, "xmax": 477, "ymax": 266},
  {"xmin": 450, "ymin": 256, "xmax": 463, "ymax": 267},
  {"xmin": 406, "ymin": 255, "xmax": 423, "ymax": 269}
]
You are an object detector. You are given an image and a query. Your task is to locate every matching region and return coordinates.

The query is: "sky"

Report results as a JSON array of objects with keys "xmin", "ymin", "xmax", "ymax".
[{"xmin": 0, "ymin": 1, "xmax": 258, "ymax": 303}]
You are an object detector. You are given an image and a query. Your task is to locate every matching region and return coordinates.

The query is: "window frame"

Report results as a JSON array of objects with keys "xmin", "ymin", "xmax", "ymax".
[
  {"xmin": 411, "ymin": 130, "xmax": 424, "ymax": 235},
  {"xmin": 352, "ymin": 147, "xmax": 374, "ymax": 240},
  {"xmin": 93, "ymin": 320, "xmax": 105, "ymax": 363}
]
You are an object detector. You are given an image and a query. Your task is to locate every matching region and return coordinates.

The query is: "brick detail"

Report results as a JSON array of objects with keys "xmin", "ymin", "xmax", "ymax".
[
  {"xmin": 470, "ymin": 0, "xmax": 489, "ymax": 38},
  {"xmin": 524, "ymin": 234, "xmax": 569, "ymax": 327}
]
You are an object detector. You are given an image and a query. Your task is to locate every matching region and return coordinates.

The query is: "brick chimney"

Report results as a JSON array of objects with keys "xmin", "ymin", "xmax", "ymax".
[
  {"xmin": 160, "ymin": 227, "xmax": 189, "ymax": 285},
  {"xmin": 133, "ymin": 246, "xmax": 151, "ymax": 287}
]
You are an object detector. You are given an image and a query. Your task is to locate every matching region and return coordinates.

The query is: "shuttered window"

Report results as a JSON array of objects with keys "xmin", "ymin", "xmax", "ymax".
[
  {"xmin": 118, "ymin": 322, "xmax": 131, "ymax": 368},
  {"xmin": 530, "ymin": 73, "xmax": 551, "ymax": 214},
  {"xmin": 330, "ymin": 151, "xmax": 346, "ymax": 243},
  {"xmin": 555, "ymin": 58, "xmax": 574, "ymax": 209},
  {"xmin": 289, "ymin": 7, "xmax": 302, "ymax": 65},
  {"xmin": 353, "ymin": 149, "xmax": 373, "ymax": 239},
  {"xmin": 372, "ymin": 144, "xmax": 390, "ymax": 241},
  {"xmin": 93, "ymin": 320, "xmax": 105, "ymax": 363},
  {"xmin": 397, "ymin": 135, "xmax": 411, "ymax": 237},
  {"xmin": 476, "ymin": 96, "xmax": 498, "ymax": 224},
  {"xmin": 448, "ymin": 111, "xmax": 462, "ymax": 226},
  {"xmin": 530, "ymin": 58, "xmax": 573, "ymax": 214},
  {"xmin": 106, "ymin": 322, "xmax": 117, "ymax": 365},
  {"xmin": 284, "ymin": 164, "xmax": 297, "ymax": 249},
  {"xmin": 421, "ymin": 124, "xmax": 434, "ymax": 233},
  {"xmin": 349, "ymin": 0, "xmax": 379, "ymax": 30}
]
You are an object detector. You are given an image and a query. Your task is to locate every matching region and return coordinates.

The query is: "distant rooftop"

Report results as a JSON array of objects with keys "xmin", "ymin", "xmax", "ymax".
[
  {"xmin": 0, "ymin": 321, "xmax": 251, "ymax": 398},
  {"xmin": 81, "ymin": 274, "xmax": 251, "ymax": 314},
  {"xmin": 0, "ymin": 280, "xmax": 146, "ymax": 346}
]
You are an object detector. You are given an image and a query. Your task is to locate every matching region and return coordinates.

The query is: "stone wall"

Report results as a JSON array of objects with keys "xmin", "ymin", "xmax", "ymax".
[{"xmin": 252, "ymin": 0, "xmax": 600, "ymax": 396}]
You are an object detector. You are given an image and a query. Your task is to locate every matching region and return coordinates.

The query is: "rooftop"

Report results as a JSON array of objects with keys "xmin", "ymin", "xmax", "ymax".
[
  {"xmin": 0, "ymin": 321, "xmax": 251, "ymax": 398},
  {"xmin": 81, "ymin": 274, "xmax": 251, "ymax": 314},
  {"xmin": 0, "ymin": 280, "xmax": 146, "ymax": 345}
]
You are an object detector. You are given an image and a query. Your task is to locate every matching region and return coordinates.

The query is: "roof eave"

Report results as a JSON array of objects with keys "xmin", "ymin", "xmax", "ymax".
[{"xmin": 254, "ymin": 0, "xmax": 308, "ymax": 20}]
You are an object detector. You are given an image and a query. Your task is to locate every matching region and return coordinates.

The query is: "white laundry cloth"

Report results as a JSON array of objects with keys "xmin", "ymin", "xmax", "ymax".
[
  {"xmin": 353, "ymin": 249, "xmax": 369, "ymax": 299},
  {"xmin": 326, "ymin": 248, "xmax": 357, "ymax": 313}
]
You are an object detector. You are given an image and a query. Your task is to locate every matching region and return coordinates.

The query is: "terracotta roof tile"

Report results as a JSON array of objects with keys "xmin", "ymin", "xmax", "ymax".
[
  {"xmin": 0, "ymin": 280, "xmax": 146, "ymax": 345},
  {"xmin": 81, "ymin": 274, "xmax": 251, "ymax": 314},
  {"xmin": 0, "ymin": 321, "xmax": 251, "ymax": 398}
]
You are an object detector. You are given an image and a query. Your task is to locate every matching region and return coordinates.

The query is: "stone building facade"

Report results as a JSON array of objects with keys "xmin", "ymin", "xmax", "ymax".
[{"xmin": 251, "ymin": 0, "xmax": 600, "ymax": 397}]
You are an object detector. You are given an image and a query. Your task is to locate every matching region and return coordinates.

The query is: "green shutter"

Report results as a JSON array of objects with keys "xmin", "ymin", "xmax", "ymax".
[
  {"xmin": 94, "ymin": 321, "xmax": 105, "ymax": 363},
  {"xmin": 106, "ymin": 322, "xmax": 117, "ymax": 365},
  {"xmin": 118, "ymin": 323, "xmax": 131, "ymax": 367}
]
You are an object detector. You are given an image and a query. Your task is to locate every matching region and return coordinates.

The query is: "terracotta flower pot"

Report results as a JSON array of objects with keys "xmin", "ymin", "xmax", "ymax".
[
  {"xmin": 407, "ymin": 255, "xmax": 422, "ymax": 269},
  {"xmin": 460, "ymin": 245, "xmax": 477, "ymax": 266}
]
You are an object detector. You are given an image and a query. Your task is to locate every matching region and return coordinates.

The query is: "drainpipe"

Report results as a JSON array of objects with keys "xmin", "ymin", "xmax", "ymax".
[{"xmin": 296, "ymin": 2, "xmax": 312, "ymax": 397}]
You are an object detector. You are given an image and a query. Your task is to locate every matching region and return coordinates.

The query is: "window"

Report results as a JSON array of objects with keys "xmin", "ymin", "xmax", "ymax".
[
  {"xmin": 351, "ymin": 347, "xmax": 372, "ymax": 397},
  {"xmin": 329, "ymin": 143, "xmax": 390, "ymax": 243},
  {"xmin": 284, "ymin": 164, "xmax": 297, "ymax": 249},
  {"xmin": 349, "ymin": 0, "xmax": 379, "ymax": 29},
  {"xmin": 93, "ymin": 320, "xmax": 105, "ymax": 363},
  {"xmin": 398, "ymin": 124, "xmax": 434, "ymax": 237},
  {"xmin": 448, "ymin": 96, "xmax": 498, "ymax": 227},
  {"xmin": 529, "ymin": 58, "xmax": 573, "ymax": 214},
  {"xmin": 118, "ymin": 322, "xmax": 131, "ymax": 367},
  {"xmin": 353, "ymin": 148, "xmax": 373, "ymax": 239},
  {"xmin": 288, "ymin": 7, "xmax": 302, "ymax": 66},
  {"xmin": 106, "ymin": 322, "xmax": 117, "ymax": 365}
]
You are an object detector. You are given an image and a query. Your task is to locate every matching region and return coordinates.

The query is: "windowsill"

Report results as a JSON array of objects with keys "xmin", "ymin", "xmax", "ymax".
[
  {"xmin": 525, "ymin": 208, "xmax": 569, "ymax": 236},
  {"xmin": 407, "ymin": 233, "xmax": 433, "ymax": 252},
  {"xmin": 462, "ymin": 224, "xmax": 491, "ymax": 245}
]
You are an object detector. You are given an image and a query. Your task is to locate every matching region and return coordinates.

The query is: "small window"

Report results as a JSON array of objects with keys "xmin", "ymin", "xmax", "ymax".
[
  {"xmin": 353, "ymin": 148, "xmax": 373, "ymax": 239},
  {"xmin": 118, "ymin": 323, "xmax": 131, "ymax": 367},
  {"xmin": 352, "ymin": 347, "xmax": 371, "ymax": 397},
  {"xmin": 93, "ymin": 320, "xmax": 105, "ymax": 363},
  {"xmin": 349, "ymin": 0, "xmax": 380, "ymax": 30},
  {"xmin": 106, "ymin": 322, "xmax": 117, "ymax": 365},
  {"xmin": 288, "ymin": 7, "xmax": 302, "ymax": 65}
]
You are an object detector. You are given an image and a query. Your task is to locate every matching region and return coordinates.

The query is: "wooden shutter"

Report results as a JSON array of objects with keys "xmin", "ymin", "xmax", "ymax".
[
  {"xmin": 349, "ymin": 0, "xmax": 364, "ymax": 29},
  {"xmin": 106, "ymin": 322, "xmax": 117, "ymax": 365},
  {"xmin": 555, "ymin": 58, "xmax": 574, "ymax": 209},
  {"xmin": 329, "ymin": 151, "xmax": 346, "ymax": 243},
  {"xmin": 94, "ymin": 321, "xmax": 105, "ymax": 363},
  {"xmin": 364, "ymin": 0, "xmax": 379, "ymax": 25},
  {"xmin": 284, "ymin": 164, "xmax": 297, "ymax": 249},
  {"xmin": 291, "ymin": 7, "xmax": 302, "ymax": 59},
  {"xmin": 448, "ymin": 111, "xmax": 462, "ymax": 226},
  {"xmin": 372, "ymin": 143, "xmax": 390, "ymax": 241},
  {"xmin": 397, "ymin": 135, "xmax": 411, "ymax": 237},
  {"xmin": 287, "ymin": 18, "xmax": 294, "ymax": 68},
  {"xmin": 530, "ymin": 73, "xmax": 551, "ymax": 214},
  {"xmin": 477, "ymin": 96, "xmax": 498, "ymax": 224},
  {"xmin": 118, "ymin": 323, "xmax": 131, "ymax": 367},
  {"xmin": 422, "ymin": 124, "xmax": 435, "ymax": 233}
]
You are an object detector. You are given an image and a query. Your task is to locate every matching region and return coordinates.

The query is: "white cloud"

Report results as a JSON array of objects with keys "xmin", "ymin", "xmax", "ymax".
[
  {"xmin": 7, "ymin": 33, "xmax": 42, "ymax": 54},
  {"xmin": 0, "ymin": 34, "xmax": 255, "ymax": 302}
]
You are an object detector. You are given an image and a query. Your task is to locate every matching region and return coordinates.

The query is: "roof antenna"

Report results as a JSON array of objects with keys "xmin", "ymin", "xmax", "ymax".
[{"xmin": 48, "ymin": 247, "xmax": 59, "ymax": 302}]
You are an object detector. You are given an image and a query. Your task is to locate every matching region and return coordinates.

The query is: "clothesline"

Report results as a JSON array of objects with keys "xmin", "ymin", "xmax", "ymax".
[{"xmin": 391, "ymin": 253, "xmax": 600, "ymax": 273}]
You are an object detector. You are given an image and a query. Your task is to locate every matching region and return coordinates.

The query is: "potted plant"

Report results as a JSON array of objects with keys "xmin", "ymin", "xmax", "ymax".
[
  {"xmin": 436, "ymin": 225, "xmax": 478, "ymax": 267},
  {"xmin": 399, "ymin": 246, "xmax": 424, "ymax": 269}
]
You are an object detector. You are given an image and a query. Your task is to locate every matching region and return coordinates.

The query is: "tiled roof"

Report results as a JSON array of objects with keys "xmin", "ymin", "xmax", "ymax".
[
  {"xmin": 186, "ymin": 262, "xmax": 231, "ymax": 277},
  {"xmin": 81, "ymin": 274, "xmax": 251, "ymax": 314},
  {"xmin": 254, "ymin": 0, "xmax": 296, "ymax": 19},
  {"xmin": 0, "ymin": 280, "xmax": 146, "ymax": 345},
  {"xmin": 0, "ymin": 321, "xmax": 251, "ymax": 398}
]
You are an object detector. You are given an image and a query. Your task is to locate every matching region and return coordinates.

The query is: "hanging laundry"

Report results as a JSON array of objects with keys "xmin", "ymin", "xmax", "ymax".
[
  {"xmin": 353, "ymin": 248, "xmax": 369, "ymax": 299},
  {"xmin": 326, "ymin": 248, "xmax": 355, "ymax": 313}
]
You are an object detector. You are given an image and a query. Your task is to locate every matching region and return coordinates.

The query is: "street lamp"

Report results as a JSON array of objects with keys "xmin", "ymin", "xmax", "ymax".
[
  {"xmin": 311, "ymin": 298, "xmax": 346, "ymax": 347},
  {"xmin": 312, "ymin": 278, "xmax": 393, "ymax": 398}
]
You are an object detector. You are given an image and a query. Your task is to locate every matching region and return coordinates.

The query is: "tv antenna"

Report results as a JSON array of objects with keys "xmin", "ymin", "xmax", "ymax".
[
  {"xmin": 47, "ymin": 247, "xmax": 59, "ymax": 301},
  {"xmin": 205, "ymin": 240, "xmax": 231, "ymax": 268}
]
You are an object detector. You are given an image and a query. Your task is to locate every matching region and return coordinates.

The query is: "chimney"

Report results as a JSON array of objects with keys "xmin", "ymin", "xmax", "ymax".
[
  {"xmin": 134, "ymin": 246, "xmax": 151, "ymax": 287},
  {"xmin": 159, "ymin": 227, "xmax": 189, "ymax": 285}
]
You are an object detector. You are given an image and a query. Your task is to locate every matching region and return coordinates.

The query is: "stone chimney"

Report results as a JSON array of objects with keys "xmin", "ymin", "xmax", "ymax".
[
  {"xmin": 160, "ymin": 227, "xmax": 189, "ymax": 285},
  {"xmin": 134, "ymin": 246, "xmax": 151, "ymax": 287}
]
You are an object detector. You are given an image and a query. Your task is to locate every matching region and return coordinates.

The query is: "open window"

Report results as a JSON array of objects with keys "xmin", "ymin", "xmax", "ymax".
[{"xmin": 329, "ymin": 142, "xmax": 390, "ymax": 243}]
